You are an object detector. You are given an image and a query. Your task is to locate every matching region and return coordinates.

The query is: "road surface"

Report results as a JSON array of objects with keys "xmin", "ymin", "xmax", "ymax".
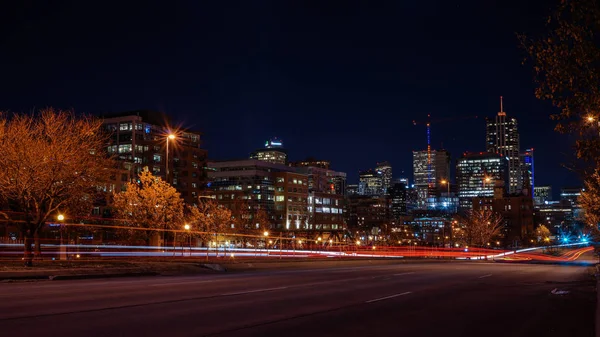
[{"xmin": 0, "ymin": 261, "xmax": 595, "ymax": 337}]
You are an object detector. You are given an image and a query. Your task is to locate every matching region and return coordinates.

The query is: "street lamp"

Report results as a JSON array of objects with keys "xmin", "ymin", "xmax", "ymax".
[
  {"xmin": 165, "ymin": 133, "xmax": 176, "ymax": 185},
  {"xmin": 184, "ymin": 224, "xmax": 191, "ymax": 256},
  {"xmin": 587, "ymin": 115, "xmax": 595, "ymax": 123},
  {"xmin": 57, "ymin": 214, "xmax": 66, "ymax": 260},
  {"xmin": 263, "ymin": 231, "xmax": 269, "ymax": 250}
]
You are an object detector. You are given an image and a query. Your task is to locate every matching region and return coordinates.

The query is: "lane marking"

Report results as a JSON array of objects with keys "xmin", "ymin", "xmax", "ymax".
[
  {"xmin": 366, "ymin": 291, "xmax": 412, "ymax": 303},
  {"xmin": 393, "ymin": 272, "xmax": 415, "ymax": 276},
  {"xmin": 221, "ymin": 286, "xmax": 287, "ymax": 296},
  {"xmin": 150, "ymin": 280, "xmax": 214, "ymax": 287},
  {"xmin": 478, "ymin": 274, "xmax": 492, "ymax": 279}
]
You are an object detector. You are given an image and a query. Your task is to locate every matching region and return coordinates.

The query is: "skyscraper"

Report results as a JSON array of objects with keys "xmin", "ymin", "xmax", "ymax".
[
  {"xmin": 456, "ymin": 152, "xmax": 508, "ymax": 210},
  {"xmin": 375, "ymin": 161, "xmax": 392, "ymax": 194},
  {"xmin": 520, "ymin": 148, "xmax": 534, "ymax": 196},
  {"xmin": 358, "ymin": 169, "xmax": 382, "ymax": 196},
  {"xmin": 412, "ymin": 149, "xmax": 450, "ymax": 209},
  {"xmin": 250, "ymin": 138, "xmax": 287, "ymax": 165},
  {"xmin": 388, "ymin": 182, "xmax": 407, "ymax": 218},
  {"xmin": 486, "ymin": 97, "xmax": 521, "ymax": 194}
]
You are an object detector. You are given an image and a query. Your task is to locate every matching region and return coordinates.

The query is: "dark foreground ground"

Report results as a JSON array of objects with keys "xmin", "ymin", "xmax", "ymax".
[{"xmin": 0, "ymin": 261, "xmax": 595, "ymax": 337}]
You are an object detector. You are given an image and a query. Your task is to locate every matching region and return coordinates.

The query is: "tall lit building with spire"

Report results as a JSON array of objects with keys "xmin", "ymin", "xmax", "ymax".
[{"xmin": 485, "ymin": 97, "xmax": 521, "ymax": 194}]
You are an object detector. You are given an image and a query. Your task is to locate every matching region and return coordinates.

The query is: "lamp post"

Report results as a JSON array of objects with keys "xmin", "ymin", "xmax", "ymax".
[
  {"xmin": 264, "ymin": 231, "xmax": 269, "ymax": 252},
  {"xmin": 57, "ymin": 214, "xmax": 66, "ymax": 260},
  {"xmin": 165, "ymin": 133, "xmax": 176, "ymax": 185},
  {"xmin": 184, "ymin": 224, "xmax": 191, "ymax": 257}
]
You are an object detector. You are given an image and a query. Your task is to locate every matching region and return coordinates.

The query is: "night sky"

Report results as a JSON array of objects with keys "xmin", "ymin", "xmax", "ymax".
[{"xmin": 0, "ymin": 0, "xmax": 579, "ymax": 198}]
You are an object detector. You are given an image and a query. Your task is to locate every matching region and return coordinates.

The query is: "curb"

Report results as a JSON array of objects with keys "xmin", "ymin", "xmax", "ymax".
[
  {"xmin": 1, "ymin": 271, "xmax": 159, "ymax": 282},
  {"xmin": 49, "ymin": 272, "xmax": 159, "ymax": 281},
  {"xmin": 200, "ymin": 263, "xmax": 227, "ymax": 272}
]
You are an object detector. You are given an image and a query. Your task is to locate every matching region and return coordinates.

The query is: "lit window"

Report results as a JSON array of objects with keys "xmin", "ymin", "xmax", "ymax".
[{"xmin": 118, "ymin": 144, "xmax": 132, "ymax": 153}]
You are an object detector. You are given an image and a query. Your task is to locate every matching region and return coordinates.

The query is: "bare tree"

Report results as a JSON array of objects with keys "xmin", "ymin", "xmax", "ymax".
[
  {"xmin": 459, "ymin": 209, "xmax": 504, "ymax": 248},
  {"xmin": 113, "ymin": 168, "xmax": 184, "ymax": 246},
  {"xmin": 0, "ymin": 109, "xmax": 112, "ymax": 266}
]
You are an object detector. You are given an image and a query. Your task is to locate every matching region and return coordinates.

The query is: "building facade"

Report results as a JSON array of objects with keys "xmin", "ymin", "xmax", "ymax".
[
  {"xmin": 533, "ymin": 185, "xmax": 552, "ymax": 206},
  {"xmin": 250, "ymin": 138, "xmax": 287, "ymax": 165},
  {"xmin": 102, "ymin": 110, "xmax": 207, "ymax": 205},
  {"xmin": 388, "ymin": 182, "xmax": 408, "ymax": 219},
  {"xmin": 472, "ymin": 182, "xmax": 534, "ymax": 247},
  {"xmin": 208, "ymin": 159, "xmax": 345, "ymax": 238},
  {"xmin": 413, "ymin": 149, "xmax": 450, "ymax": 209},
  {"xmin": 376, "ymin": 161, "xmax": 393, "ymax": 194},
  {"xmin": 456, "ymin": 152, "xmax": 508, "ymax": 210},
  {"xmin": 358, "ymin": 169, "xmax": 383, "ymax": 196},
  {"xmin": 485, "ymin": 98, "xmax": 521, "ymax": 194},
  {"xmin": 520, "ymin": 148, "xmax": 534, "ymax": 196}
]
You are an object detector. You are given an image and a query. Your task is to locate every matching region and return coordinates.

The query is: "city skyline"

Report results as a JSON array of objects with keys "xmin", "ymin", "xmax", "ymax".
[{"xmin": 0, "ymin": 0, "xmax": 579, "ymax": 199}]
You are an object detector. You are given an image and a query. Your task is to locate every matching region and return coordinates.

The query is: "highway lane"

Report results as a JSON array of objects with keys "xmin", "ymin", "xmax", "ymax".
[{"xmin": 0, "ymin": 262, "xmax": 594, "ymax": 337}]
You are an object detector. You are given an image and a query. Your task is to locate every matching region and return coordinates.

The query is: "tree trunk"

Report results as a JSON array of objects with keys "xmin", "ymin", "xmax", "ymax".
[
  {"xmin": 34, "ymin": 231, "xmax": 42, "ymax": 260},
  {"xmin": 23, "ymin": 230, "xmax": 34, "ymax": 267}
]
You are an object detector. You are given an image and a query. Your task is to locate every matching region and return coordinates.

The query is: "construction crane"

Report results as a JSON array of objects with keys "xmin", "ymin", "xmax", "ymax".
[{"xmin": 412, "ymin": 114, "xmax": 479, "ymax": 187}]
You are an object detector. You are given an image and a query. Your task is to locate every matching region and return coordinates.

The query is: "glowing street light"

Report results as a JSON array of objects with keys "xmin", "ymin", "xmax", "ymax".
[
  {"xmin": 587, "ymin": 115, "xmax": 595, "ymax": 123},
  {"xmin": 57, "ymin": 214, "xmax": 66, "ymax": 261},
  {"xmin": 263, "ymin": 231, "xmax": 269, "ymax": 237},
  {"xmin": 184, "ymin": 224, "xmax": 191, "ymax": 256}
]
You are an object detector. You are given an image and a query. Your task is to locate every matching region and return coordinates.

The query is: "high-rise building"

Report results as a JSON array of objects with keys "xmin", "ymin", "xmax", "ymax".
[
  {"xmin": 332, "ymin": 173, "xmax": 347, "ymax": 197},
  {"xmin": 388, "ymin": 182, "xmax": 407, "ymax": 218},
  {"xmin": 486, "ymin": 97, "xmax": 521, "ymax": 194},
  {"xmin": 413, "ymin": 149, "xmax": 450, "ymax": 209},
  {"xmin": 456, "ymin": 152, "xmax": 508, "ymax": 210},
  {"xmin": 413, "ymin": 150, "xmax": 450, "ymax": 186},
  {"xmin": 533, "ymin": 185, "xmax": 552, "ymax": 206},
  {"xmin": 102, "ymin": 110, "xmax": 207, "ymax": 205},
  {"xmin": 250, "ymin": 138, "xmax": 287, "ymax": 165},
  {"xmin": 358, "ymin": 169, "xmax": 383, "ymax": 196},
  {"xmin": 520, "ymin": 148, "xmax": 534, "ymax": 196},
  {"xmin": 375, "ymin": 161, "xmax": 392, "ymax": 194}
]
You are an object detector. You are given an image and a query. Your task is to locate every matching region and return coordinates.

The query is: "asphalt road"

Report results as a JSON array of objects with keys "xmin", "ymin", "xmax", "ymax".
[{"xmin": 0, "ymin": 261, "xmax": 595, "ymax": 337}]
